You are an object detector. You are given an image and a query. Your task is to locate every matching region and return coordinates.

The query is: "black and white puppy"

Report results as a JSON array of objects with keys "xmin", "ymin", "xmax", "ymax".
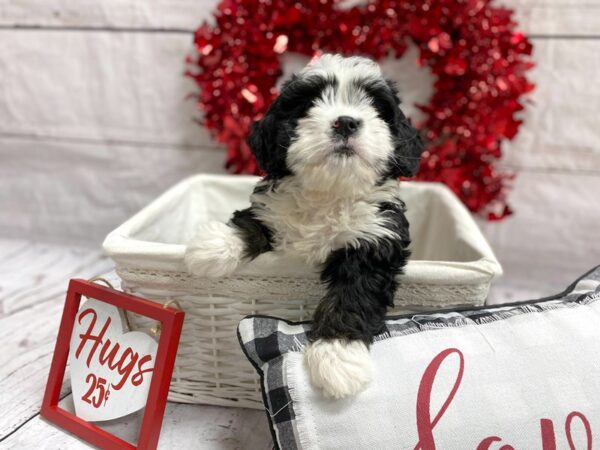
[{"xmin": 185, "ymin": 54, "xmax": 424, "ymax": 399}]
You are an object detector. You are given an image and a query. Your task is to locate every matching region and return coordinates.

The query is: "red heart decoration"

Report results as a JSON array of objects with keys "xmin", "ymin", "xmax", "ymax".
[
  {"xmin": 186, "ymin": 0, "xmax": 533, "ymax": 220},
  {"xmin": 69, "ymin": 299, "xmax": 158, "ymax": 422}
]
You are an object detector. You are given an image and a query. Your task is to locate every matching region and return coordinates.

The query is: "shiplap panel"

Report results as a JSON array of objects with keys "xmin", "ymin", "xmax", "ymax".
[
  {"xmin": 1, "ymin": 31, "xmax": 600, "ymax": 173},
  {"xmin": 479, "ymin": 171, "xmax": 600, "ymax": 292},
  {"xmin": 0, "ymin": 30, "xmax": 214, "ymax": 149},
  {"xmin": 0, "ymin": 0, "xmax": 220, "ymax": 30},
  {"xmin": 0, "ymin": 0, "xmax": 599, "ymax": 35},
  {"xmin": 0, "ymin": 138, "xmax": 225, "ymax": 246},
  {"xmin": 0, "ymin": 30, "xmax": 432, "ymax": 151},
  {"xmin": 503, "ymin": 0, "xmax": 600, "ymax": 36},
  {"xmin": 502, "ymin": 37, "xmax": 600, "ymax": 173}
]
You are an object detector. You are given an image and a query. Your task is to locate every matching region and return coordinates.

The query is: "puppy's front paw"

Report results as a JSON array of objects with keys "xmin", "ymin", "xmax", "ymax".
[
  {"xmin": 304, "ymin": 338, "xmax": 373, "ymax": 399},
  {"xmin": 184, "ymin": 222, "xmax": 244, "ymax": 278}
]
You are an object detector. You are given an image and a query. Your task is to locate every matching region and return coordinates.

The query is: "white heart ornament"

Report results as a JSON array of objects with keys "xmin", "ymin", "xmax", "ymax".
[{"xmin": 69, "ymin": 298, "xmax": 158, "ymax": 422}]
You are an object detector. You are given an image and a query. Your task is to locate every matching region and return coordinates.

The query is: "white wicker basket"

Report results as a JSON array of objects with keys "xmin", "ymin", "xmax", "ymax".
[{"xmin": 103, "ymin": 174, "xmax": 502, "ymax": 409}]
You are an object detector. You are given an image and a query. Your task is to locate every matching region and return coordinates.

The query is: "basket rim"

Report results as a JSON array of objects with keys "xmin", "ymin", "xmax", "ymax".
[{"xmin": 103, "ymin": 174, "xmax": 502, "ymax": 284}]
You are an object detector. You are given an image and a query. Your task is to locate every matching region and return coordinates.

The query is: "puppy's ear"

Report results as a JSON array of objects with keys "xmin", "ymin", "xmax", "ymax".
[
  {"xmin": 247, "ymin": 112, "xmax": 290, "ymax": 178},
  {"xmin": 247, "ymin": 114, "xmax": 273, "ymax": 172},
  {"xmin": 385, "ymin": 79, "xmax": 425, "ymax": 178},
  {"xmin": 393, "ymin": 117, "xmax": 424, "ymax": 178}
]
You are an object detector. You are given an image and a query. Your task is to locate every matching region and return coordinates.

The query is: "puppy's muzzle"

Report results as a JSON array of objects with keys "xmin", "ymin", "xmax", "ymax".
[{"xmin": 332, "ymin": 116, "xmax": 362, "ymax": 138}]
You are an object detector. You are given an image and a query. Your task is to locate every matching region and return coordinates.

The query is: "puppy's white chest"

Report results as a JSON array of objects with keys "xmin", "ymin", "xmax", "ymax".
[{"xmin": 256, "ymin": 194, "xmax": 383, "ymax": 265}]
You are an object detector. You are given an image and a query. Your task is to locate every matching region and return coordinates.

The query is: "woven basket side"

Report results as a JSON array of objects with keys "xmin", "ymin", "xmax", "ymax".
[
  {"xmin": 119, "ymin": 268, "xmax": 487, "ymax": 408},
  {"xmin": 119, "ymin": 268, "xmax": 488, "ymax": 306}
]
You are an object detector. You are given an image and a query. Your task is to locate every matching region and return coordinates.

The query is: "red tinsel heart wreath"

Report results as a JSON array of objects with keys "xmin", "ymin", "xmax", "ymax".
[{"xmin": 186, "ymin": 0, "xmax": 534, "ymax": 219}]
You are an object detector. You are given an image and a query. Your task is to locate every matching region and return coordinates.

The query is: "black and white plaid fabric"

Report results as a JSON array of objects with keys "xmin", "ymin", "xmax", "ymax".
[{"xmin": 237, "ymin": 266, "xmax": 600, "ymax": 450}]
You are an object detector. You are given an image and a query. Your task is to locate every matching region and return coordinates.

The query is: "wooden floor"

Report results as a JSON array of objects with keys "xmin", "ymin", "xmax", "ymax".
[
  {"xmin": 0, "ymin": 239, "xmax": 272, "ymax": 450},
  {"xmin": 0, "ymin": 238, "xmax": 539, "ymax": 450}
]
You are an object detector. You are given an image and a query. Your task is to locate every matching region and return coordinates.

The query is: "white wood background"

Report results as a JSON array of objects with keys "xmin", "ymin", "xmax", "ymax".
[
  {"xmin": 1, "ymin": 0, "xmax": 599, "ymax": 293},
  {"xmin": 0, "ymin": 1, "xmax": 599, "ymax": 448},
  {"xmin": 0, "ymin": 0, "xmax": 599, "ymax": 291}
]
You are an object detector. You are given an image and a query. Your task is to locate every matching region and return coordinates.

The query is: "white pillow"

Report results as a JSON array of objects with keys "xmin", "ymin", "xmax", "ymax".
[{"xmin": 238, "ymin": 266, "xmax": 600, "ymax": 450}]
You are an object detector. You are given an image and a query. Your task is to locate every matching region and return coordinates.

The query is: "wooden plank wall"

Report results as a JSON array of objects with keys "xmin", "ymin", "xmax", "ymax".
[{"xmin": 0, "ymin": 0, "xmax": 598, "ymax": 293}]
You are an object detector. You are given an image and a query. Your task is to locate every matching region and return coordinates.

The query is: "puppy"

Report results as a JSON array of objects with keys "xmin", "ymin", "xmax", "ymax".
[{"xmin": 185, "ymin": 54, "xmax": 424, "ymax": 399}]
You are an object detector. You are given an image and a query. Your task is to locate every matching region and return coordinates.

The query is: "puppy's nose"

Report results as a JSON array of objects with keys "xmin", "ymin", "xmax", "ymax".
[{"xmin": 332, "ymin": 116, "xmax": 361, "ymax": 137}]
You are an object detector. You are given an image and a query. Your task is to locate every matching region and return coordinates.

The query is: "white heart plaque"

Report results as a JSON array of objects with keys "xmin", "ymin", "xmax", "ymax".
[{"xmin": 69, "ymin": 298, "xmax": 158, "ymax": 422}]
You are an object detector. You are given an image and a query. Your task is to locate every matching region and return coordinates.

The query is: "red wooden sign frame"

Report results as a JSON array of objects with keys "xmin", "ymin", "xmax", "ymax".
[{"xmin": 41, "ymin": 279, "xmax": 185, "ymax": 450}]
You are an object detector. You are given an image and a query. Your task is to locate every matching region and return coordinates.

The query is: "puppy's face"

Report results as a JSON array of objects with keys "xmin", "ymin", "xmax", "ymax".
[{"xmin": 248, "ymin": 54, "xmax": 424, "ymax": 191}]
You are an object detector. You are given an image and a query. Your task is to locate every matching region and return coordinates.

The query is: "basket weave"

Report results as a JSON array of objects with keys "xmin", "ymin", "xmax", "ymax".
[{"xmin": 104, "ymin": 174, "xmax": 502, "ymax": 409}]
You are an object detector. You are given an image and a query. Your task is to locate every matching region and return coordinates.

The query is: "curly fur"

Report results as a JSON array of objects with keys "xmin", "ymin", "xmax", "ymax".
[{"xmin": 185, "ymin": 54, "xmax": 424, "ymax": 398}]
